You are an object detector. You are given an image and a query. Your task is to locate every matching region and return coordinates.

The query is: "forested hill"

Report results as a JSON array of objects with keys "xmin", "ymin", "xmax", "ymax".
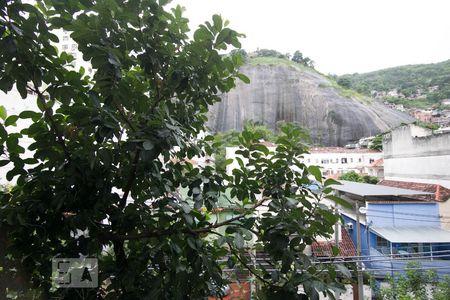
[{"xmin": 337, "ymin": 60, "xmax": 450, "ymax": 108}]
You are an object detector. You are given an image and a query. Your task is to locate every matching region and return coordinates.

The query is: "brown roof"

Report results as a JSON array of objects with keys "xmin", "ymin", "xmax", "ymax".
[
  {"xmin": 378, "ymin": 180, "xmax": 450, "ymax": 202},
  {"xmin": 309, "ymin": 147, "xmax": 381, "ymax": 154},
  {"xmin": 370, "ymin": 158, "xmax": 384, "ymax": 167},
  {"xmin": 312, "ymin": 228, "xmax": 356, "ymax": 257}
]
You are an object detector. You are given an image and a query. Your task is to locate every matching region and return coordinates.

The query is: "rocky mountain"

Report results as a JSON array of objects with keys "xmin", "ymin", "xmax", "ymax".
[{"xmin": 207, "ymin": 58, "xmax": 414, "ymax": 146}]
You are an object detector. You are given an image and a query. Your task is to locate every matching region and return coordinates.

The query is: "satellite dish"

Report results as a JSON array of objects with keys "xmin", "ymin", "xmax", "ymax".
[{"xmin": 359, "ymin": 207, "xmax": 367, "ymax": 214}]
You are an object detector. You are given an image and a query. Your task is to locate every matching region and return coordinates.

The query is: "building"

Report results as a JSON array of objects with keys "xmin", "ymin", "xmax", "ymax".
[
  {"xmin": 225, "ymin": 145, "xmax": 383, "ymax": 179},
  {"xmin": 303, "ymin": 147, "xmax": 382, "ymax": 178},
  {"xmin": 378, "ymin": 179, "xmax": 450, "ymax": 230},
  {"xmin": 383, "ymin": 124, "xmax": 450, "ymax": 189},
  {"xmin": 333, "ymin": 181, "xmax": 450, "ymax": 278},
  {"xmin": 412, "ymin": 110, "xmax": 433, "ymax": 123},
  {"xmin": 365, "ymin": 158, "xmax": 384, "ymax": 179}
]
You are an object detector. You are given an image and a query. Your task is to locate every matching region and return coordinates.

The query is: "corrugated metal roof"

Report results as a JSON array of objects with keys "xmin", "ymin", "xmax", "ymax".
[
  {"xmin": 333, "ymin": 181, "xmax": 433, "ymax": 197},
  {"xmin": 371, "ymin": 226, "xmax": 450, "ymax": 243}
]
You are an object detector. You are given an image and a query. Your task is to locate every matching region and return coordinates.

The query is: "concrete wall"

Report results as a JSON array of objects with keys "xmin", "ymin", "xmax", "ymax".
[
  {"xmin": 383, "ymin": 125, "xmax": 450, "ymax": 188},
  {"xmin": 367, "ymin": 203, "xmax": 440, "ymax": 227}
]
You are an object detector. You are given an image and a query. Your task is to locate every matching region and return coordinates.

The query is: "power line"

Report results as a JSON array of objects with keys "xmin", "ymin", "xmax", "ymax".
[
  {"xmin": 315, "ymin": 248, "xmax": 450, "ymax": 260},
  {"xmin": 365, "ymin": 208, "xmax": 450, "ymax": 219},
  {"xmin": 313, "ymin": 253, "xmax": 450, "ymax": 265},
  {"xmin": 361, "ymin": 213, "xmax": 450, "ymax": 223}
]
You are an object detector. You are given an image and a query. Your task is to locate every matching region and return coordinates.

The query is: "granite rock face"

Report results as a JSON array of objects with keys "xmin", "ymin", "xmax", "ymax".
[{"xmin": 207, "ymin": 64, "xmax": 414, "ymax": 146}]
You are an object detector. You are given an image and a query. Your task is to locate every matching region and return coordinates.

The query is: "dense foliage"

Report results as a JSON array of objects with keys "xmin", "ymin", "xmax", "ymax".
[
  {"xmin": 337, "ymin": 60, "xmax": 450, "ymax": 108},
  {"xmin": 371, "ymin": 262, "xmax": 450, "ymax": 300},
  {"xmin": 339, "ymin": 171, "xmax": 378, "ymax": 184},
  {"xmin": 0, "ymin": 0, "xmax": 348, "ymax": 299},
  {"xmin": 368, "ymin": 134, "xmax": 383, "ymax": 151},
  {"xmin": 213, "ymin": 121, "xmax": 276, "ymax": 172}
]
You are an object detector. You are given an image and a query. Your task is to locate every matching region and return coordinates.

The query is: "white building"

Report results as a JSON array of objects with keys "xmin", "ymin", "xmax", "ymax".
[
  {"xmin": 383, "ymin": 124, "xmax": 450, "ymax": 188},
  {"xmin": 225, "ymin": 144, "xmax": 383, "ymax": 179},
  {"xmin": 303, "ymin": 147, "xmax": 383, "ymax": 178}
]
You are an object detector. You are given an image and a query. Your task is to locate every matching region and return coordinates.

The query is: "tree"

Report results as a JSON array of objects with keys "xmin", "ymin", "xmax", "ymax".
[
  {"xmin": 369, "ymin": 134, "xmax": 383, "ymax": 151},
  {"xmin": 291, "ymin": 50, "xmax": 315, "ymax": 68},
  {"xmin": 291, "ymin": 50, "xmax": 304, "ymax": 64},
  {"xmin": 337, "ymin": 78, "xmax": 352, "ymax": 89},
  {"xmin": 0, "ymin": 1, "xmax": 347, "ymax": 299},
  {"xmin": 371, "ymin": 262, "xmax": 450, "ymax": 300},
  {"xmin": 339, "ymin": 171, "xmax": 378, "ymax": 184}
]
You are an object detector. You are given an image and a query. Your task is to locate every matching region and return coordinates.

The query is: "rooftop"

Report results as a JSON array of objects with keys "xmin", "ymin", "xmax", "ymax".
[
  {"xmin": 378, "ymin": 180, "xmax": 450, "ymax": 202},
  {"xmin": 309, "ymin": 147, "xmax": 381, "ymax": 154},
  {"xmin": 312, "ymin": 228, "xmax": 356, "ymax": 257},
  {"xmin": 370, "ymin": 158, "xmax": 384, "ymax": 167},
  {"xmin": 371, "ymin": 226, "xmax": 450, "ymax": 243},
  {"xmin": 333, "ymin": 180, "xmax": 433, "ymax": 198}
]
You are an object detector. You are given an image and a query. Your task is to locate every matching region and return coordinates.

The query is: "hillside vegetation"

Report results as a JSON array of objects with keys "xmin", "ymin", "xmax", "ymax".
[{"xmin": 337, "ymin": 60, "xmax": 450, "ymax": 109}]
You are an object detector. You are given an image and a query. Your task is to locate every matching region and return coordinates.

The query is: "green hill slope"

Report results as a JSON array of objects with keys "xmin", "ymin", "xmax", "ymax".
[{"xmin": 337, "ymin": 60, "xmax": 450, "ymax": 109}]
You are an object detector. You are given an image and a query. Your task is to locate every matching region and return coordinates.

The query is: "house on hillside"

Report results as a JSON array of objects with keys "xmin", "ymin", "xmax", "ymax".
[{"xmin": 332, "ymin": 181, "xmax": 450, "ymax": 278}]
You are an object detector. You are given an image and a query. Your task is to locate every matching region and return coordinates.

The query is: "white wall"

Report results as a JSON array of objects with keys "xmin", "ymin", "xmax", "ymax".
[{"xmin": 384, "ymin": 125, "xmax": 450, "ymax": 188}]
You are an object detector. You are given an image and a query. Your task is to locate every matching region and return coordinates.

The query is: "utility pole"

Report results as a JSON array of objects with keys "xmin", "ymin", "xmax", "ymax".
[
  {"xmin": 356, "ymin": 201, "xmax": 364, "ymax": 299},
  {"xmin": 334, "ymin": 207, "xmax": 341, "ymax": 300}
]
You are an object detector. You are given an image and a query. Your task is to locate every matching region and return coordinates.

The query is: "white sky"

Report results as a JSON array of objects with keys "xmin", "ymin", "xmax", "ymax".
[{"xmin": 172, "ymin": 0, "xmax": 450, "ymax": 75}]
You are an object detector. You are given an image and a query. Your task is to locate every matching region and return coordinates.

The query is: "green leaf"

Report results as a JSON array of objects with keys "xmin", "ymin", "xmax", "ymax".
[
  {"xmin": 307, "ymin": 165, "xmax": 322, "ymax": 181},
  {"xmin": 250, "ymin": 143, "xmax": 269, "ymax": 155},
  {"xmin": 4, "ymin": 115, "xmax": 19, "ymax": 126},
  {"xmin": 324, "ymin": 178, "xmax": 341, "ymax": 187},
  {"xmin": 0, "ymin": 160, "xmax": 9, "ymax": 167},
  {"xmin": 187, "ymin": 237, "xmax": 197, "ymax": 250},
  {"xmin": 335, "ymin": 264, "xmax": 352, "ymax": 278},
  {"xmin": 19, "ymin": 111, "xmax": 41, "ymax": 121},
  {"xmin": 237, "ymin": 73, "xmax": 250, "ymax": 84},
  {"xmin": 326, "ymin": 195, "xmax": 352, "ymax": 209},
  {"xmin": 0, "ymin": 105, "xmax": 6, "ymax": 120},
  {"xmin": 143, "ymin": 140, "xmax": 154, "ymax": 150},
  {"xmin": 212, "ymin": 14, "xmax": 222, "ymax": 32},
  {"xmin": 234, "ymin": 233, "xmax": 244, "ymax": 249}
]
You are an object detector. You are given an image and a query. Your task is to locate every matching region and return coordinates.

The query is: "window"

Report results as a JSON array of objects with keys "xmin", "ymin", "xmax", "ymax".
[
  {"xmin": 376, "ymin": 235, "xmax": 389, "ymax": 249},
  {"xmin": 350, "ymin": 158, "xmax": 353, "ymax": 163},
  {"xmin": 62, "ymin": 44, "xmax": 68, "ymax": 50},
  {"xmin": 341, "ymin": 158, "xmax": 347, "ymax": 164},
  {"xmin": 321, "ymin": 159, "xmax": 329, "ymax": 164},
  {"xmin": 307, "ymin": 159, "xmax": 310, "ymax": 163},
  {"xmin": 63, "ymin": 36, "xmax": 69, "ymax": 41},
  {"xmin": 71, "ymin": 44, "xmax": 77, "ymax": 51},
  {"xmin": 369, "ymin": 158, "xmax": 374, "ymax": 163},
  {"xmin": 358, "ymin": 158, "xmax": 362, "ymax": 163}
]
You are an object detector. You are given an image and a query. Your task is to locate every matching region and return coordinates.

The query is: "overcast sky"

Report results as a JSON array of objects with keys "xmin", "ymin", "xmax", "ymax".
[{"xmin": 172, "ymin": 0, "xmax": 450, "ymax": 75}]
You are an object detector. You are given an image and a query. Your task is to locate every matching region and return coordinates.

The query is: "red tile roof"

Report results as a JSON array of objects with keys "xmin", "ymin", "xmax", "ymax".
[
  {"xmin": 312, "ymin": 228, "xmax": 356, "ymax": 257},
  {"xmin": 370, "ymin": 158, "xmax": 384, "ymax": 167},
  {"xmin": 309, "ymin": 147, "xmax": 381, "ymax": 154},
  {"xmin": 378, "ymin": 180, "xmax": 450, "ymax": 202}
]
